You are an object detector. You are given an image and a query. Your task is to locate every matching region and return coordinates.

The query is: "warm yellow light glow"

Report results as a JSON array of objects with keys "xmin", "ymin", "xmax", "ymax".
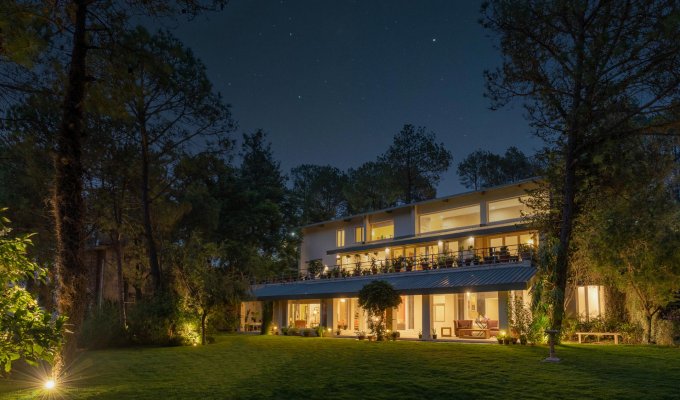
[
  {"xmin": 340, "ymin": 298, "xmax": 346, "ymax": 303},
  {"xmin": 500, "ymin": 330, "xmax": 506, "ymax": 336},
  {"xmin": 437, "ymin": 240, "xmax": 443, "ymax": 247},
  {"xmin": 44, "ymin": 379, "xmax": 56, "ymax": 390},
  {"xmin": 327, "ymin": 328, "xmax": 332, "ymax": 332},
  {"xmin": 527, "ymin": 239, "xmax": 534, "ymax": 245},
  {"xmin": 385, "ymin": 247, "xmax": 390, "ymax": 253},
  {"xmin": 468, "ymin": 236, "xmax": 474, "ymax": 241},
  {"xmin": 193, "ymin": 343, "xmax": 197, "ymax": 347},
  {"xmin": 336, "ymin": 255, "xmax": 340, "ymax": 259}
]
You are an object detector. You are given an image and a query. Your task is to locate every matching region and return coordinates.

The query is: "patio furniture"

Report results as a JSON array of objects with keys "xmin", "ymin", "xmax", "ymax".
[
  {"xmin": 487, "ymin": 320, "xmax": 499, "ymax": 336},
  {"xmin": 576, "ymin": 331, "xmax": 622, "ymax": 344},
  {"xmin": 454, "ymin": 320, "xmax": 475, "ymax": 336},
  {"xmin": 294, "ymin": 320, "xmax": 307, "ymax": 329}
]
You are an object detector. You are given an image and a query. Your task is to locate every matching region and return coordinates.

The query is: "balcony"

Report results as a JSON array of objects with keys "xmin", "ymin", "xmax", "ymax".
[{"xmin": 254, "ymin": 244, "xmax": 535, "ymax": 285}]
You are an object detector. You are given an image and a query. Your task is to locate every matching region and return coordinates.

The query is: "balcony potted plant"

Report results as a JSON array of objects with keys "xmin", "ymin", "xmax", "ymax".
[
  {"xmin": 307, "ymin": 259, "xmax": 323, "ymax": 279},
  {"xmin": 518, "ymin": 243, "xmax": 533, "ymax": 261},
  {"xmin": 353, "ymin": 262, "xmax": 362, "ymax": 277},
  {"xmin": 394, "ymin": 256, "xmax": 404, "ymax": 273},
  {"xmin": 437, "ymin": 255, "xmax": 447, "ymax": 269},
  {"xmin": 405, "ymin": 256, "xmax": 414, "ymax": 272},
  {"xmin": 420, "ymin": 256, "xmax": 430, "ymax": 270},
  {"xmin": 370, "ymin": 258, "xmax": 378, "ymax": 275},
  {"xmin": 445, "ymin": 253, "xmax": 455, "ymax": 268}
]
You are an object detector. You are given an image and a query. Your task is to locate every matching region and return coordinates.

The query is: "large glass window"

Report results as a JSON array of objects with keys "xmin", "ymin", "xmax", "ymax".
[
  {"xmin": 419, "ymin": 205, "xmax": 480, "ymax": 234},
  {"xmin": 354, "ymin": 226, "xmax": 365, "ymax": 243},
  {"xmin": 488, "ymin": 197, "xmax": 529, "ymax": 223},
  {"xmin": 336, "ymin": 229, "xmax": 345, "ymax": 247},
  {"xmin": 370, "ymin": 220, "xmax": 394, "ymax": 241},
  {"xmin": 577, "ymin": 285, "xmax": 605, "ymax": 321}
]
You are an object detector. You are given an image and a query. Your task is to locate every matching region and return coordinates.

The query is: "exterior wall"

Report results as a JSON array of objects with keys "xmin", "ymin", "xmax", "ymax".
[{"xmin": 299, "ymin": 223, "xmax": 341, "ymax": 272}]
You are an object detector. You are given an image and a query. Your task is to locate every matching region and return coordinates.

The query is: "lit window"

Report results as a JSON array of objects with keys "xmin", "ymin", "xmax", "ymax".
[
  {"xmin": 370, "ymin": 221, "xmax": 394, "ymax": 241},
  {"xmin": 354, "ymin": 226, "xmax": 365, "ymax": 243},
  {"xmin": 419, "ymin": 205, "xmax": 480, "ymax": 234},
  {"xmin": 488, "ymin": 197, "xmax": 530, "ymax": 223},
  {"xmin": 577, "ymin": 285, "xmax": 605, "ymax": 321},
  {"xmin": 336, "ymin": 229, "xmax": 345, "ymax": 247}
]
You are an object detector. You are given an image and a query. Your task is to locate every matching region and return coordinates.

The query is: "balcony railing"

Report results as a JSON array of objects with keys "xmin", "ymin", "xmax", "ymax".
[{"xmin": 253, "ymin": 244, "xmax": 535, "ymax": 285}]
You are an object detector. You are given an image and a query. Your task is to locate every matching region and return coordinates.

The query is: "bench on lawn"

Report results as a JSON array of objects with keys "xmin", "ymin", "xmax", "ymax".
[{"xmin": 576, "ymin": 332, "xmax": 622, "ymax": 344}]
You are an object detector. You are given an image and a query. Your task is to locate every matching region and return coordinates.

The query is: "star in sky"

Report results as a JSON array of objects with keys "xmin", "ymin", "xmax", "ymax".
[{"xmin": 432, "ymin": 38, "xmax": 437, "ymax": 42}]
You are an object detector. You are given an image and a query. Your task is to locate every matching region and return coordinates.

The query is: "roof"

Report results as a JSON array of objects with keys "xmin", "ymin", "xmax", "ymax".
[
  {"xmin": 301, "ymin": 177, "xmax": 540, "ymax": 229},
  {"xmin": 250, "ymin": 264, "xmax": 537, "ymax": 301}
]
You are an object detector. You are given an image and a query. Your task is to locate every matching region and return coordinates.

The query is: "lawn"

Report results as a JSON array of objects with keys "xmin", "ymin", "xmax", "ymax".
[{"xmin": 1, "ymin": 335, "xmax": 679, "ymax": 399}]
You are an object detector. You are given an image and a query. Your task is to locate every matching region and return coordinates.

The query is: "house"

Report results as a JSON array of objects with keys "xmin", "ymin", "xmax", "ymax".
[{"xmin": 245, "ymin": 178, "xmax": 606, "ymax": 339}]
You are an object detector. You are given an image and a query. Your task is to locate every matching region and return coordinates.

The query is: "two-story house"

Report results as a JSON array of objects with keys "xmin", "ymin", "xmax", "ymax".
[{"xmin": 246, "ymin": 178, "xmax": 606, "ymax": 340}]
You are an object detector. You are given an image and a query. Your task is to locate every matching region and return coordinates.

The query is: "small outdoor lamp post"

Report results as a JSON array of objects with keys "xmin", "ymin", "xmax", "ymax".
[{"xmin": 543, "ymin": 329, "xmax": 560, "ymax": 363}]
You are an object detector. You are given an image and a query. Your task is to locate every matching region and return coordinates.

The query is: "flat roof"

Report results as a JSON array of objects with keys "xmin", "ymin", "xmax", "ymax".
[
  {"xmin": 251, "ymin": 263, "xmax": 536, "ymax": 301},
  {"xmin": 301, "ymin": 177, "xmax": 540, "ymax": 229}
]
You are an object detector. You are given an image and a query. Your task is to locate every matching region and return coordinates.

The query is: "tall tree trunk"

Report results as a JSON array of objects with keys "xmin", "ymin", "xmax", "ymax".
[
  {"xmin": 201, "ymin": 310, "xmax": 208, "ymax": 345},
  {"xmin": 113, "ymin": 232, "xmax": 127, "ymax": 328},
  {"xmin": 54, "ymin": 0, "xmax": 89, "ymax": 371},
  {"xmin": 140, "ymin": 114, "xmax": 162, "ymax": 292}
]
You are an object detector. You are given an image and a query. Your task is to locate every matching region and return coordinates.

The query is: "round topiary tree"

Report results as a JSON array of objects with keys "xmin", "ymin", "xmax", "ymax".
[{"xmin": 358, "ymin": 280, "xmax": 402, "ymax": 341}]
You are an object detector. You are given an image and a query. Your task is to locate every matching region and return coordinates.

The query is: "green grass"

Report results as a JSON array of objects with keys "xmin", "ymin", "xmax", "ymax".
[{"xmin": 1, "ymin": 335, "xmax": 679, "ymax": 399}]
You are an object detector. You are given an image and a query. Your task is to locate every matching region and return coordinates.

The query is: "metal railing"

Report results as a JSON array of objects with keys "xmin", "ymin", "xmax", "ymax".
[{"xmin": 253, "ymin": 244, "xmax": 535, "ymax": 285}]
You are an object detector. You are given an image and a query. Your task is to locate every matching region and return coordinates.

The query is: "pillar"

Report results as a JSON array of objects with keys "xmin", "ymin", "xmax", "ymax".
[
  {"xmin": 421, "ymin": 294, "xmax": 432, "ymax": 340},
  {"xmin": 280, "ymin": 300, "xmax": 289, "ymax": 329},
  {"xmin": 325, "ymin": 299, "xmax": 335, "ymax": 331},
  {"xmin": 499, "ymin": 291, "xmax": 509, "ymax": 331}
]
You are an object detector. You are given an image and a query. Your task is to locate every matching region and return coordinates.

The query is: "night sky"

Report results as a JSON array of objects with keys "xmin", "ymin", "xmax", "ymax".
[{"xmin": 170, "ymin": 0, "xmax": 537, "ymax": 195}]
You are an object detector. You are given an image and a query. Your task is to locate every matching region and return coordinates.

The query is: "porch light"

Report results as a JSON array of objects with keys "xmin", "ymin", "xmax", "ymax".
[
  {"xmin": 336, "ymin": 255, "xmax": 340, "ymax": 259},
  {"xmin": 438, "ymin": 240, "xmax": 443, "ymax": 247},
  {"xmin": 327, "ymin": 328, "xmax": 332, "ymax": 332},
  {"xmin": 385, "ymin": 247, "xmax": 390, "ymax": 254},
  {"xmin": 340, "ymin": 298, "xmax": 346, "ymax": 303}
]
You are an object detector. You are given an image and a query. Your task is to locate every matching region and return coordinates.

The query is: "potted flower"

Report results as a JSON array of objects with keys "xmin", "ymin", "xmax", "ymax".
[
  {"xmin": 437, "ymin": 255, "xmax": 447, "ymax": 269},
  {"xmin": 356, "ymin": 330, "xmax": 366, "ymax": 340},
  {"xmin": 431, "ymin": 329, "xmax": 438, "ymax": 340},
  {"xmin": 418, "ymin": 330, "xmax": 423, "ymax": 339},
  {"xmin": 420, "ymin": 256, "xmax": 430, "ymax": 270},
  {"xmin": 370, "ymin": 258, "xmax": 378, "ymax": 275},
  {"xmin": 496, "ymin": 333, "xmax": 505, "ymax": 344}
]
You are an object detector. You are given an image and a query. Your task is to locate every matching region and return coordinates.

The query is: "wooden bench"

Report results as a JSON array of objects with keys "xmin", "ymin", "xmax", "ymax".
[
  {"xmin": 576, "ymin": 332, "xmax": 622, "ymax": 344},
  {"xmin": 457, "ymin": 328, "xmax": 490, "ymax": 339}
]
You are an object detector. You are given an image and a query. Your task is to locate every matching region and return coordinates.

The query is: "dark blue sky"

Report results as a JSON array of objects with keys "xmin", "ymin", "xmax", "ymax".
[{"xmin": 171, "ymin": 0, "xmax": 538, "ymax": 195}]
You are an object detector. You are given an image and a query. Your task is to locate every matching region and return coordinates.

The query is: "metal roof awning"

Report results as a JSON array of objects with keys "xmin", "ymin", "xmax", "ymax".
[{"xmin": 251, "ymin": 264, "xmax": 537, "ymax": 301}]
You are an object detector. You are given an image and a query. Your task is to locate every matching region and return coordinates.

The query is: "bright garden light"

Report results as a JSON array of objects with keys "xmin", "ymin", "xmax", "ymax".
[{"xmin": 44, "ymin": 379, "xmax": 56, "ymax": 390}]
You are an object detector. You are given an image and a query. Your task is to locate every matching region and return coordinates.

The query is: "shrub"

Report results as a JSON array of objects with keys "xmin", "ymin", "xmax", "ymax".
[
  {"xmin": 281, "ymin": 327, "xmax": 289, "ymax": 335},
  {"xmin": 302, "ymin": 329, "xmax": 311, "ymax": 337},
  {"xmin": 315, "ymin": 325, "xmax": 327, "ymax": 337},
  {"xmin": 127, "ymin": 292, "xmax": 187, "ymax": 346},
  {"xmin": 78, "ymin": 302, "xmax": 128, "ymax": 349},
  {"xmin": 287, "ymin": 327, "xmax": 299, "ymax": 336}
]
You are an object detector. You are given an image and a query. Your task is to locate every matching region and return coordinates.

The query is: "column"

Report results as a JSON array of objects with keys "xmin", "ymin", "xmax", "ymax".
[
  {"xmin": 325, "ymin": 299, "xmax": 336, "ymax": 332},
  {"xmin": 421, "ymin": 294, "xmax": 432, "ymax": 340},
  {"xmin": 280, "ymin": 300, "xmax": 289, "ymax": 329},
  {"xmin": 499, "ymin": 291, "xmax": 509, "ymax": 331}
]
